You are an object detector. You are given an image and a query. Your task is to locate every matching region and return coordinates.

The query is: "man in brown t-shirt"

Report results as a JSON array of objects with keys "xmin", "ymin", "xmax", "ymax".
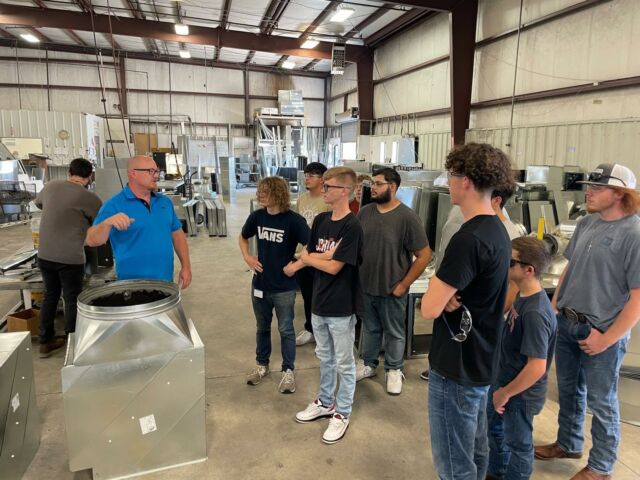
[{"xmin": 35, "ymin": 158, "xmax": 102, "ymax": 357}]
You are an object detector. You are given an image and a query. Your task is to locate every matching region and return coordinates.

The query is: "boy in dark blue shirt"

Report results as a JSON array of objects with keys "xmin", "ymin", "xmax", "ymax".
[
  {"xmin": 239, "ymin": 177, "xmax": 310, "ymax": 394},
  {"xmin": 487, "ymin": 236, "xmax": 557, "ymax": 479}
]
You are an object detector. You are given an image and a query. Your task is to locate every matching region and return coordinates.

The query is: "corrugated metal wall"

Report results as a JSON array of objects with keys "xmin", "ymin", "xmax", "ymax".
[{"xmin": 0, "ymin": 109, "xmax": 100, "ymax": 164}]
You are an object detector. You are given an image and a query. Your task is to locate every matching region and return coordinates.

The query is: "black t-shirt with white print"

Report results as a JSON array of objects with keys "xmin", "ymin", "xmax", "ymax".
[
  {"xmin": 241, "ymin": 208, "xmax": 310, "ymax": 292},
  {"xmin": 308, "ymin": 211, "xmax": 363, "ymax": 317}
]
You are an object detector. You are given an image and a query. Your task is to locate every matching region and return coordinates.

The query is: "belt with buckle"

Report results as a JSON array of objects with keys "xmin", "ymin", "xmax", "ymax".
[{"xmin": 561, "ymin": 307, "xmax": 604, "ymax": 333}]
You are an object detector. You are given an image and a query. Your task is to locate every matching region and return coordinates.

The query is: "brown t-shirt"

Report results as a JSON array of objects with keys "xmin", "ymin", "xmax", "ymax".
[{"xmin": 35, "ymin": 180, "xmax": 102, "ymax": 265}]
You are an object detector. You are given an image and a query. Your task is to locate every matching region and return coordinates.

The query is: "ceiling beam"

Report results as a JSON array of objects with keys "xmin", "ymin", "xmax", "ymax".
[
  {"xmin": 300, "ymin": 1, "xmax": 340, "ymax": 40},
  {"xmin": 64, "ymin": 29, "xmax": 87, "ymax": 46},
  {"xmin": 244, "ymin": 50, "xmax": 255, "ymax": 64},
  {"xmin": 0, "ymin": 39, "xmax": 328, "ymax": 78},
  {"xmin": 302, "ymin": 58, "xmax": 320, "ymax": 71},
  {"xmin": 73, "ymin": 0, "xmax": 93, "ymax": 14},
  {"xmin": 343, "ymin": 7, "xmax": 389, "ymax": 40},
  {"xmin": 220, "ymin": 0, "xmax": 233, "ymax": 30},
  {"xmin": 0, "ymin": 4, "xmax": 370, "ymax": 62},
  {"xmin": 260, "ymin": 0, "xmax": 291, "ymax": 35},
  {"xmin": 365, "ymin": 8, "xmax": 437, "ymax": 46},
  {"xmin": 274, "ymin": 55, "xmax": 289, "ymax": 68},
  {"xmin": 375, "ymin": 1, "xmax": 455, "ymax": 11},
  {"xmin": 0, "ymin": 27, "xmax": 17, "ymax": 40},
  {"xmin": 25, "ymin": 27, "xmax": 51, "ymax": 43}
]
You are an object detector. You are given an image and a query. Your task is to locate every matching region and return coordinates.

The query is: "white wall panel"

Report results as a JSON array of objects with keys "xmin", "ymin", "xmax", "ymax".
[
  {"xmin": 374, "ymin": 61, "xmax": 450, "ymax": 118},
  {"xmin": 373, "ymin": 14, "xmax": 450, "ymax": 79},
  {"xmin": 328, "ymin": 98, "xmax": 345, "ymax": 126},
  {"xmin": 249, "ymin": 72, "xmax": 324, "ymax": 98},
  {"xmin": 303, "ymin": 100, "xmax": 324, "ymax": 127},
  {"xmin": 330, "ymin": 63, "xmax": 358, "ymax": 96},
  {"xmin": 466, "ymin": 119, "xmax": 640, "ymax": 174}
]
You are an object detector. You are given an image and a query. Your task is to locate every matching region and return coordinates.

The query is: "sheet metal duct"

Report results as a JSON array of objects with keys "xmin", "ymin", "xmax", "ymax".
[
  {"xmin": 0, "ymin": 332, "xmax": 40, "ymax": 480},
  {"xmin": 62, "ymin": 280, "xmax": 206, "ymax": 479}
]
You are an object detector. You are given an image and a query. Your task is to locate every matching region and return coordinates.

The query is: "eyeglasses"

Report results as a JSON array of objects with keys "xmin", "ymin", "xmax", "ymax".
[
  {"xmin": 510, "ymin": 258, "xmax": 533, "ymax": 269},
  {"xmin": 304, "ymin": 173, "xmax": 322, "ymax": 179},
  {"xmin": 371, "ymin": 181, "xmax": 391, "ymax": 188},
  {"xmin": 587, "ymin": 171, "xmax": 627, "ymax": 186},
  {"xmin": 322, "ymin": 184, "xmax": 347, "ymax": 192},
  {"xmin": 447, "ymin": 171, "xmax": 465, "ymax": 179},
  {"xmin": 134, "ymin": 168, "xmax": 160, "ymax": 176},
  {"xmin": 442, "ymin": 304, "xmax": 472, "ymax": 343}
]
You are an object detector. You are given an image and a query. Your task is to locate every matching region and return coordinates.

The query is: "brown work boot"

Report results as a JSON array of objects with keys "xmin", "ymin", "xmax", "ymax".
[
  {"xmin": 534, "ymin": 442, "xmax": 583, "ymax": 460},
  {"xmin": 570, "ymin": 466, "xmax": 611, "ymax": 479},
  {"xmin": 39, "ymin": 337, "xmax": 66, "ymax": 358}
]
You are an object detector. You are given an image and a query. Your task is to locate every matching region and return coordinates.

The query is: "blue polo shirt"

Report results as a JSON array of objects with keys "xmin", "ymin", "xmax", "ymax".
[{"xmin": 93, "ymin": 185, "xmax": 182, "ymax": 281}]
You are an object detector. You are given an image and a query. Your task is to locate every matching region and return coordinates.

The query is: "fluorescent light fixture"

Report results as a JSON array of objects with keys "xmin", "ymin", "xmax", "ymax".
[
  {"xmin": 20, "ymin": 33, "xmax": 39, "ymax": 43},
  {"xmin": 330, "ymin": 6, "xmax": 355, "ymax": 22},
  {"xmin": 301, "ymin": 39, "xmax": 319, "ymax": 49},
  {"xmin": 179, "ymin": 49, "xmax": 191, "ymax": 59},
  {"xmin": 174, "ymin": 23, "xmax": 189, "ymax": 35},
  {"xmin": 281, "ymin": 60, "xmax": 296, "ymax": 69}
]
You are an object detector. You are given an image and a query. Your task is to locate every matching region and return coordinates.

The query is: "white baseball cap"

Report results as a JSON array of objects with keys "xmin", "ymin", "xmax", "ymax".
[{"xmin": 578, "ymin": 163, "xmax": 637, "ymax": 191}]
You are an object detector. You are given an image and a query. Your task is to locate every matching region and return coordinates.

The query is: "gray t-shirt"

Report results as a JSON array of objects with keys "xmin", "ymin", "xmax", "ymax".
[
  {"xmin": 358, "ymin": 202, "xmax": 429, "ymax": 296},
  {"xmin": 557, "ymin": 213, "xmax": 640, "ymax": 330},
  {"xmin": 35, "ymin": 180, "xmax": 103, "ymax": 265}
]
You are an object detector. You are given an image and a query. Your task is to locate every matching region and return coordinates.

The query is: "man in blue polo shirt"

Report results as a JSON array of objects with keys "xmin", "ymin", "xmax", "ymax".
[{"xmin": 86, "ymin": 155, "xmax": 192, "ymax": 288}]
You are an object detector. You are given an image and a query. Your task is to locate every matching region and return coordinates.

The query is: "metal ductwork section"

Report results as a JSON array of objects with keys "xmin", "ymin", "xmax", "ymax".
[
  {"xmin": 62, "ymin": 280, "xmax": 206, "ymax": 479},
  {"xmin": 0, "ymin": 332, "xmax": 40, "ymax": 480}
]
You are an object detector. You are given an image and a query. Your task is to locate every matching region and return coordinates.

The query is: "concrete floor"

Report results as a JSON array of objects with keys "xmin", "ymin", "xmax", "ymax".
[{"xmin": 1, "ymin": 189, "xmax": 639, "ymax": 479}]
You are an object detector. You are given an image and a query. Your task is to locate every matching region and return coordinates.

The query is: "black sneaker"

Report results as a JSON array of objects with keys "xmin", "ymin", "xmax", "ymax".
[
  {"xmin": 420, "ymin": 370, "xmax": 429, "ymax": 381},
  {"xmin": 39, "ymin": 337, "xmax": 66, "ymax": 358}
]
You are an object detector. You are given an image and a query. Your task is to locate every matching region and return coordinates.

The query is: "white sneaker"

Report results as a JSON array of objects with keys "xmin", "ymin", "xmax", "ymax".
[
  {"xmin": 322, "ymin": 413, "xmax": 349, "ymax": 444},
  {"xmin": 279, "ymin": 369, "xmax": 296, "ymax": 394},
  {"xmin": 355, "ymin": 359, "xmax": 376, "ymax": 382},
  {"xmin": 386, "ymin": 369, "xmax": 405, "ymax": 395},
  {"xmin": 295, "ymin": 330, "xmax": 315, "ymax": 346},
  {"xmin": 295, "ymin": 399, "xmax": 335, "ymax": 423},
  {"xmin": 246, "ymin": 364, "xmax": 269, "ymax": 385}
]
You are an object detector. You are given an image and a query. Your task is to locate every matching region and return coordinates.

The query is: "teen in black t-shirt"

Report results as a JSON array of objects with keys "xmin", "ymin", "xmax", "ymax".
[{"xmin": 239, "ymin": 177, "xmax": 310, "ymax": 395}]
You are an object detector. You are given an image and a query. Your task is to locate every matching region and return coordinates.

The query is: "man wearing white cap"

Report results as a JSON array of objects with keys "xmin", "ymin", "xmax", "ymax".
[{"xmin": 535, "ymin": 163, "xmax": 640, "ymax": 480}]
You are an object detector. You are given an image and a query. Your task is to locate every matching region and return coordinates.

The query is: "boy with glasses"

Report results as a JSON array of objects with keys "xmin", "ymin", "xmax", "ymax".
[
  {"xmin": 295, "ymin": 167, "xmax": 363, "ymax": 444},
  {"xmin": 295, "ymin": 162, "xmax": 331, "ymax": 346},
  {"xmin": 487, "ymin": 237, "xmax": 556, "ymax": 480},
  {"xmin": 535, "ymin": 163, "xmax": 640, "ymax": 480},
  {"xmin": 420, "ymin": 143, "xmax": 513, "ymax": 479}
]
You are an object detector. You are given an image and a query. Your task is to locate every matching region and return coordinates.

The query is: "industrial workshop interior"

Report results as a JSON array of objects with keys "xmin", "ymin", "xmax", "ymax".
[{"xmin": 1, "ymin": 0, "xmax": 640, "ymax": 479}]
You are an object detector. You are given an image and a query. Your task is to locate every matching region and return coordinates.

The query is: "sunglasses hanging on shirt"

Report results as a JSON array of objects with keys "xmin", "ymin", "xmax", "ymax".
[{"xmin": 442, "ymin": 304, "xmax": 473, "ymax": 343}]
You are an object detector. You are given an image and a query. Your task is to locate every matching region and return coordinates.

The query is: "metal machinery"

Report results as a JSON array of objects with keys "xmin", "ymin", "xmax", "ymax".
[
  {"xmin": 0, "ymin": 143, "xmax": 34, "ymax": 224},
  {"xmin": 0, "ymin": 332, "xmax": 40, "ymax": 480},
  {"xmin": 506, "ymin": 165, "xmax": 585, "ymax": 234},
  {"xmin": 62, "ymin": 280, "xmax": 206, "ymax": 479}
]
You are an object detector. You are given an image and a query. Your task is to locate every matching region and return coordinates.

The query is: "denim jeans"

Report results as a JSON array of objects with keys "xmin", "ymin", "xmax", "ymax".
[
  {"xmin": 361, "ymin": 292, "xmax": 408, "ymax": 370},
  {"xmin": 38, "ymin": 257, "xmax": 85, "ymax": 343},
  {"xmin": 312, "ymin": 313, "xmax": 356, "ymax": 418},
  {"xmin": 295, "ymin": 267, "xmax": 314, "ymax": 333},
  {"xmin": 251, "ymin": 289, "xmax": 296, "ymax": 371},
  {"xmin": 487, "ymin": 386, "xmax": 542, "ymax": 479},
  {"xmin": 555, "ymin": 313, "xmax": 628, "ymax": 475},
  {"xmin": 428, "ymin": 368, "xmax": 490, "ymax": 480}
]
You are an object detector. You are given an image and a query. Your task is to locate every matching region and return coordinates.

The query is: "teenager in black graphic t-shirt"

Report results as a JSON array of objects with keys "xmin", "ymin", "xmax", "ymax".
[
  {"xmin": 420, "ymin": 143, "xmax": 514, "ymax": 479},
  {"xmin": 239, "ymin": 177, "xmax": 309, "ymax": 394},
  {"xmin": 294, "ymin": 167, "xmax": 363, "ymax": 446}
]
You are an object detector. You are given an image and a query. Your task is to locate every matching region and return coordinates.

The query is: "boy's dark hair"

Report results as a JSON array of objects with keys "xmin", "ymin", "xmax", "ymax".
[
  {"xmin": 372, "ymin": 167, "xmax": 401, "ymax": 188},
  {"xmin": 512, "ymin": 236, "xmax": 550, "ymax": 279},
  {"xmin": 445, "ymin": 143, "xmax": 513, "ymax": 193},
  {"xmin": 69, "ymin": 158, "xmax": 93, "ymax": 179},
  {"xmin": 304, "ymin": 162, "xmax": 328, "ymax": 176},
  {"xmin": 491, "ymin": 178, "xmax": 516, "ymax": 209}
]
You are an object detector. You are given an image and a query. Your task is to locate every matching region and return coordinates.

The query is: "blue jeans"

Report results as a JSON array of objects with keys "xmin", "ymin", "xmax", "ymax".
[
  {"xmin": 487, "ymin": 387, "xmax": 542, "ymax": 479},
  {"xmin": 555, "ymin": 313, "xmax": 628, "ymax": 475},
  {"xmin": 428, "ymin": 368, "xmax": 489, "ymax": 480},
  {"xmin": 312, "ymin": 314, "xmax": 356, "ymax": 418},
  {"xmin": 362, "ymin": 293, "xmax": 408, "ymax": 370},
  {"xmin": 251, "ymin": 289, "xmax": 296, "ymax": 371}
]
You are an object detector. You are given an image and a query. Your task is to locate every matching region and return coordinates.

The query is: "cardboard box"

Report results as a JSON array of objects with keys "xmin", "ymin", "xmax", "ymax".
[{"xmin": 7, "ymin": 308, "xmax": 39, "ymax": 337}]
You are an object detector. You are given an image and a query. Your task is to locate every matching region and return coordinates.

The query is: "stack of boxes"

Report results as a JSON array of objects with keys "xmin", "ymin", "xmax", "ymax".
[{"xmin": 278, "ymin": 90, "xmax": 304, "ymax": 116}]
